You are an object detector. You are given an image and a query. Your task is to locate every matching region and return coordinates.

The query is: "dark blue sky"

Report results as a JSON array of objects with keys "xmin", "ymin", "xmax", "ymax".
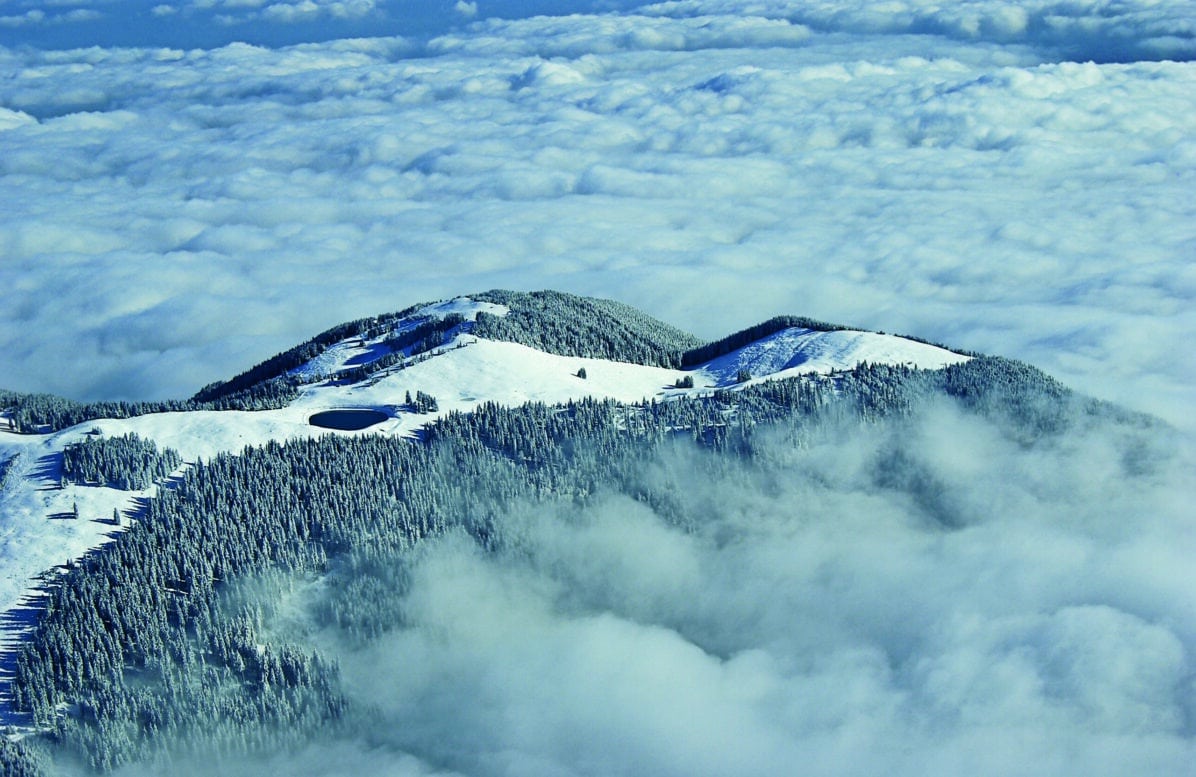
[{"xmin": 0, "ymin": 0, "xmax": 648, "ymax": 51}]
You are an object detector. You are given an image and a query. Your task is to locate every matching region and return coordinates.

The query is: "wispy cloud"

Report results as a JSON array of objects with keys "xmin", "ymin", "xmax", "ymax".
[{"xmin": 197, "ymin": 0, "xmax": 382, "ymax": 25}]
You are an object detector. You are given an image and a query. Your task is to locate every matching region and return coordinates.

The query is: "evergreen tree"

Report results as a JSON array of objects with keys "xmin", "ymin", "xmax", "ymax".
[{"xmin": 0, "ymin": 737, "xmax": 46, "ymax": 777}]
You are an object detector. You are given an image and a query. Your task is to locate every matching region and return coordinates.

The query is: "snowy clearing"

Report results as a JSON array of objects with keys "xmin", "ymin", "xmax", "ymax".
[
  {"xmin": 288, "ymin": 297, "xmax": 509, "ymax": 381},
  {"xmin": 699, "ymin": 328, "xmax": 971, "ymax": 387}
]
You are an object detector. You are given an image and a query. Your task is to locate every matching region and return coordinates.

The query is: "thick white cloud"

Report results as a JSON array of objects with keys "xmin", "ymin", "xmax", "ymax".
[
  {"xmin": 0, "ymin": 2, "xmax": 1193, "ymax": 433},
  {"xmin": 311, "ymin": 408, "xmax": 1196, "ymax": 777},
  {"xmin": 643, "ymin": 0, "xmax": 1196, "ymax": 63},
  {"xmin": 1, "ymin": 6, "xmax": 1193, "ymax": 770}
]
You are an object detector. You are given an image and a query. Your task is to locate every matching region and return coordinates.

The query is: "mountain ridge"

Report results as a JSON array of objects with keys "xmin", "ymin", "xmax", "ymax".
[{"xmin": 1, "ymin": 289, "xmax": 975, "ymax": 435}]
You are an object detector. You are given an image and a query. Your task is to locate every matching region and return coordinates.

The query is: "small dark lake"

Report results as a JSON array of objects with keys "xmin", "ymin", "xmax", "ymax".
[{"xmin": 308, "ymin": 409, "xmax": 389, "ymax": 431}]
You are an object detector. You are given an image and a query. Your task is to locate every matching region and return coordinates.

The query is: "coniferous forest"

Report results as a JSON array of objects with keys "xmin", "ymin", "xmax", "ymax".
[{"xmin": 61, "ymin": 434, "xmax": 182, "ymax": 491}]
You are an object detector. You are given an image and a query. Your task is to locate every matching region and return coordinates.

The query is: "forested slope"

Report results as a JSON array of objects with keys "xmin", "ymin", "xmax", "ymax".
[
  {"xmin": 0, "ymin": 354, "xmax": 1162, "ymax": 775},
  {"xmin": 471, "ymin": 290, "xmax": 704, "ymax": 368}
]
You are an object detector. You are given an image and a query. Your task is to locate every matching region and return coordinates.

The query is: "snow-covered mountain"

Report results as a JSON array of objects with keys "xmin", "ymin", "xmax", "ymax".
[
  {"xmin": 3, "ymin": 291, "xmax": 1188, "ymax": 777},
  {"xmin": 0, "ymin": 292, "xmax": 969, "ymax": 716}
]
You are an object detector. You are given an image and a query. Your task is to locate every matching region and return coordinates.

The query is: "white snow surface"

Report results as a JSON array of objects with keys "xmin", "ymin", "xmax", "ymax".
[
  {"xmin": 699, "ymin": 327, "xmax": 971, "ymax": 387},
  {"xmin": 288, "ymin": 297, "xmax": 508, "ymax": 381},
  {"xmin": 414, "ymin": 298, "xmax": 508, "ymax": 323},
  {"xmin": 0, "ymin": 323, "xmax": 965, "ymax": 724}
]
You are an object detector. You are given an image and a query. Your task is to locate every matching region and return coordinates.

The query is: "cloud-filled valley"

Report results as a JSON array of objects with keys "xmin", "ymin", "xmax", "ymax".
[
  {"xmin": 95, "ymin": 401, "xmax": 1195, "ymax": 777},
  {"xmin": 348, "ymin": 425, "xmax": 1194, "ymax": 777},
  {"xmin": 0, "ymin": 0, "xmax": 1194, "ymax": 432}
]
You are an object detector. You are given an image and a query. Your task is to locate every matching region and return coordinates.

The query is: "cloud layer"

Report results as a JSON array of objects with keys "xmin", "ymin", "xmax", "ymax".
[
  {"xmin": 646, "ymin": 0, "xmax": 1196, "ymax": 63},
  {"xmin": 141, "ymin": 403, "xmax": 1196, "ymax": 777},
  {"xmin": 342, "ymin": 409, "xmax": 1196, "ymax": 776},
  {"xmin": 0, "ymin": 2, "xmax": 1193, "ymax": 431}
]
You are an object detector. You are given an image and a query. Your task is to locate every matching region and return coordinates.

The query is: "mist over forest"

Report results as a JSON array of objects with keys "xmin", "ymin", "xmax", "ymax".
[{"xmin": 312, "ymin": 409, "xmax": 1194, "ymax": 777}]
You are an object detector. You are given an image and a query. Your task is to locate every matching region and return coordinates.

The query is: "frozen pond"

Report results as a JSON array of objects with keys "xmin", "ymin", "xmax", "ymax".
[{"xmin": 308, "ymin": 409, "xmax": 389, "ymax": 431}]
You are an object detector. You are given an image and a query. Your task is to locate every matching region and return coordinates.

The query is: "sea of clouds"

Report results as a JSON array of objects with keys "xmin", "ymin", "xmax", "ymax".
[
  {"xmin": 1, "ymin": 0, "xmax": 1193, "ymax": 431},
  {"xmin": 3, "ymin": 3, "xmax": 1195, "ymax": 773}
]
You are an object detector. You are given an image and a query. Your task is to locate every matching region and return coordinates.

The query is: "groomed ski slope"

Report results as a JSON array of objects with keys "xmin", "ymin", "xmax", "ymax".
[{"xmin": 0, "ymin": 298, "xmax": 969, "ymax": 724}]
